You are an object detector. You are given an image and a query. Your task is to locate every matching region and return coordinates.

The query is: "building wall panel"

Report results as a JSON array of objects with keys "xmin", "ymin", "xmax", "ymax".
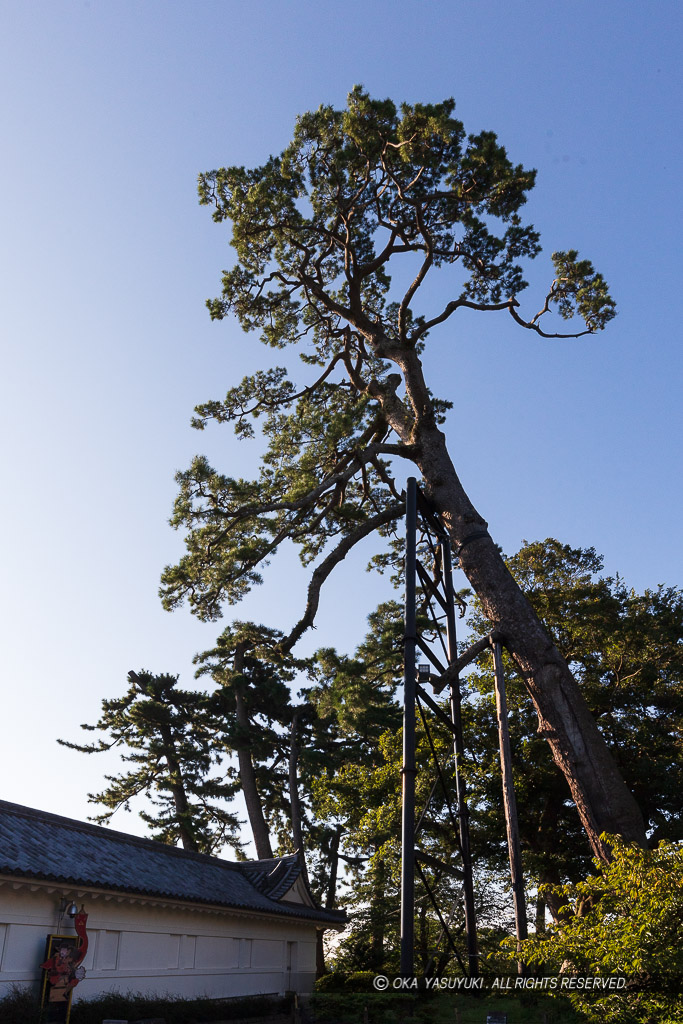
[{"xmin": 0, "ymin": 883, "xmax": 323, "ymax": 1002}]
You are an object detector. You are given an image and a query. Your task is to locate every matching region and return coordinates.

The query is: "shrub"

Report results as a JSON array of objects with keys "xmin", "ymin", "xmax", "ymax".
[
  {"xmin": 314, "ymin": 971, "xmax": 378, "ymax": 993},
  {"xmin": 512, "ymin": 835, "xmax": 683, "ymax": 1023},
  {"xmin": 0, "ymin": 984, "xmax": 41, "ymax": 1024},
  {"xmin": 69, "ymin": 990, "xmax": 289, "ymax": 1023}
]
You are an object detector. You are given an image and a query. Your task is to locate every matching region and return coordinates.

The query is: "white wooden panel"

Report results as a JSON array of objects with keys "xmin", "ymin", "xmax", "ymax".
[
  {"xmin": 118, "ymin": 931, "xmax": 174, "ymax": 970},
  {"xmin": 194, "ymin": 935, "xmax": 238, "ymax": 969},
  {"xmin": 179, "ymin": 934, "xmax": 196, "ymax": 969},
  {"xmin": 1, "ymin": 924, "xmax": 46, "ymax": 970},
  {"xmin": 96, "ymin": 930, "xmax": 120, "ymax": 970},
  {"xmin": 297, "ymin": 940, "xmax": 316, "ymax": 972},
  {"xmin": 239, "ymin": 937, "xmax": 252, "ymax": 968},
  {"xmin": 168, "ymin": 933, "xmax": 180, "ymax": 969},
  {"xmin": 252, "ymin": 939, "xmax": 283, "ymax": 969}
]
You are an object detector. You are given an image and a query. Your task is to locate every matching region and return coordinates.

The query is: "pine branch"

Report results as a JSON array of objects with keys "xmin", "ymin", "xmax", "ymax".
[{"xmin": 282, "ymin": 502, "xmax": 403, "ymax": 651}]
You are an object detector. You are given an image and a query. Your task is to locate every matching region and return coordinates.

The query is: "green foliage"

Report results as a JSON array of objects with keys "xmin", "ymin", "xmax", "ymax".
[
  {"xmin": 310, "ymin": 990, "xmax": 422, "ymax": 1024},
  {"xmin": 0, "ymin": 985, "xmax": 39, "ymax": 1024},
  {"xmin": 194, "ymin": 620, "xmax": 301, "ymax": 851},
  {"xmin": 551, "ymin": 249, "xmax": 617, "ymax": 331},
  {"xmin": 306, "ymin": 601, "xmax": 403, "ymax": 752},
  {"xmin": 513, "ymin": 835, "xmax": 683, "ymax": 1023},
  {"xmin": 195, "ymin": 621, "xmax": 296, "ymax": 755},
  {"xmin": 60, "ymin": 628, "xmax": 304, "ymax": 860},
  {"xmin": 311, "ymin": 989, "xmax": 582, "ymax": 1024},
  {"xmin": 308, "ymin": 602, "xmax": 507, "ymax": 973},
  {"xmin": 301, "ymin": 602, "xmax": 404, "ymax": 924},
  {"xmin": 69, "ymin": 990, "xmax": 289, "ymax": 1023},
  {"xmin": 463, "ymin": 540, "xmax": 683, "ymax": 906},
  {"xmin": 204, "ymin": 86, "xmax": 541, "ymax": 334},
  {"xmin": 162, "ymin": 88, "xmax": 613, "ymax": 635},
  {"xmin": 58, "ymin": 669, "xmax": 242, "ymax": 854},
  {"xmin": 314, "ymin": 970, "xmax": 379, "ymax": 992},
  {"xmin": 504, "ymin": 541, "xmax": 683, "ymax": 845},
  {"xmin": 318, "ymin": 539, "xmax": 682, "ymax": 973}
]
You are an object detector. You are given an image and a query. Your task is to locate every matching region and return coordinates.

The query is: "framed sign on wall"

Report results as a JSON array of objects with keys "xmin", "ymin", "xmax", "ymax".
[{"xmin": 39, "ymin": 908, "xmax": 88, "ymax": 1023}]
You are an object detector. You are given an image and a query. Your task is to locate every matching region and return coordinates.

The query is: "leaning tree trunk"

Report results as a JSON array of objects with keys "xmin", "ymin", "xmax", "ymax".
[
  {"xmin": 387, "ymin": 344, "xmax": 647, "ymax": 861},
  {"xmin": 233, "ymin": 643, "xmax": 274, "ymax": 860},
  {"xmin": 414, "ymin": 420, "xmax": 646, "ymax": 860}
]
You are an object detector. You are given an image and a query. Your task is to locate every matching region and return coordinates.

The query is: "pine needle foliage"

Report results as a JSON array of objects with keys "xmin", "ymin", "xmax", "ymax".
[{"xmin": 58, "ymin": 669, "xmax": 243, "ymax": 855}]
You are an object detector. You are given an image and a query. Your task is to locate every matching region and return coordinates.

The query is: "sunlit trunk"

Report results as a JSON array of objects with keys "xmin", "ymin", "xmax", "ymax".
[
  {"xmin": 411, "ymin": 411, "xmax": 646, "ymax": 861},
  {"xmin": 158, "ymin": 723, "xmax": 198, "ymax": 852}
]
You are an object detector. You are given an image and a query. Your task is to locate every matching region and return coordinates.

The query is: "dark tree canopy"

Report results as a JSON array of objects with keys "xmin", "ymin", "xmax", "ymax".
[{"xmin": 305, "ymin": 541, "xmax": 682, "ymax": 968}]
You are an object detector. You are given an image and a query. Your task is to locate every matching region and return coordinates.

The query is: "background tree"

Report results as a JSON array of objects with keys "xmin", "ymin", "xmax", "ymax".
[
  {"xmin": 307, "ymin": 540, "xmax": 682, "ymax": 970},
  {"xmin": 306, "ymin": 601, "xmax": 501, "ymax": 974},
  {"xmin": 462, "ymin": 538, "xmax": 683, "ymax": 921},
  {"xmin": 514, "ymin": 836, "xmax": 683, "ymax": 1023},
  {"xmin": 194, "ymin": 621, "xmax": 297, "ymax": 859},
  {"xmin": 58, "ymin": 670, "xmax": 242, "ymax": 855},
  {"xmin": 313, "ymin": 685, "xmax": 509, "ymax": 976},
  {"xmin": 300, "ymin": 602, "xmax": 403, "ymax": 967},
  {"xmin": 160, "ymin": 87, "xmax": 642, "ymax": 858}
]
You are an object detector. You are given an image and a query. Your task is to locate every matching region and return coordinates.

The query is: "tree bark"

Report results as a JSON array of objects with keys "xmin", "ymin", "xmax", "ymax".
[
  {"xmin": 316, "ymin": 931, "xmax": 325, "ymax": 979},
  {"xmin": 157, "ymin": 723, "xmax": 199, "ymax": 853},
  {"xmin": 492, "ymin": 642, "xmax": 528, "ymax": 967},
  {"xmin": 326, "ymin": 827, "xmax": 342, "ymax": 909},
  {"xmin": 289, "ymin": 708, "xmax": 308, "ymax": 882},
  {"xmin": 415, "ymin": 418, "xmax": 646, "ymax": 859},
  {"xmin": 370, "ymin": 852, "xmax": 385, "ymax": 969},
  {"xmin": 316, "ymin": 827, "xmax": 342, "ymax": 979},
  {"xmin": 233, "ymin": 643, "xmax": 274, "ymax": 860},
  {"xmin": 389, "ymin": 345, "xmax": 646, "ymax": 860}
]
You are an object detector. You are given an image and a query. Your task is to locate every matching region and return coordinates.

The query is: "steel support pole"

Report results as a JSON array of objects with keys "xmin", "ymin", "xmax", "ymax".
[
  {"xmin": 492, "ymin": 641, "xmax": 528, "ymax": 973},
  {"xmin": 441, "ymin": 537, "xmax": 479, "ymax": 977},
  {"xmin": 400, "ymin": 477, "xmax": 417, "ymax": 977}
]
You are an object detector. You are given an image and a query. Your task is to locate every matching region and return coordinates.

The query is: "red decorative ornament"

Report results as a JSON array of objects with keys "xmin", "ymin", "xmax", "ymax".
[{"xmin": 40, "ymin": 907, "xmax": 89, "ymax": 1019}]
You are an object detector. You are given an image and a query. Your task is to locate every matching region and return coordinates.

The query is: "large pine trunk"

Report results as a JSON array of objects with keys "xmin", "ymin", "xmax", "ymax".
[
  {"xmin": 415, "ymin": 422, "xmax": 646, "ymax": 860},
  {"xmin": 235, "ymin": 739, "xmax": 273, "ymax": 859},
  {"xmin": 158, "ymin": 723, "xmax": 199, "ymax": 853},
  {"xmin": 233, "ymin": 644, "xmax": 273, "ymax": 860}
]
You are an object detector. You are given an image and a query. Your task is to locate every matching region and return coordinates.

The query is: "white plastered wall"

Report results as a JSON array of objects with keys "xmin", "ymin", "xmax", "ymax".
[{"xmin": 0, "ymin": 879, "xmax": 319, "ymax": 1002}]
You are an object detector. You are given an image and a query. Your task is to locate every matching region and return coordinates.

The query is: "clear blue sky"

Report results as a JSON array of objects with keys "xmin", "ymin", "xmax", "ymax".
[{"xmin": 1, "ymin": 1, "xmax": 681, "ymax": 841}]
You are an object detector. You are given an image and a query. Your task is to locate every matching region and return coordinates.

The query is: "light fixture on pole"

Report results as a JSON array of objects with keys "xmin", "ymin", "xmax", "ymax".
[{"xmin": 416, "ymin": 663, "xmax": 431, "ymax": 684}]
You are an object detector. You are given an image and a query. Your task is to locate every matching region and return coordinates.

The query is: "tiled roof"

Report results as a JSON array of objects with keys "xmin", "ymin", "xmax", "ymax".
[
  {"xmin": 240, "ymin": 856, "xmax": 304, "ymax": 901},
  {"xmin": 0, "ymin": 800, "xmax": 345, "ymax": 927}
]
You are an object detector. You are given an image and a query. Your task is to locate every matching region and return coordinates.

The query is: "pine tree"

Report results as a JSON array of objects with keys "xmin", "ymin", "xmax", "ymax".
[
  {"xmin": 194, "ymin": 622, "xmax": 297, "ymax": 859},
  {"xmin": 58, "ymin": 670, "xmax": 242, "ymax": 854},
  {"xmin": 463, "ymin": 539, "xmax": 683, "ymax": 920},
  {"xmin": 304, "ymin": 542, "xmax": 682, "ymax": 967},
  {"xmin": 159, "ymin": 88, "xmax": 642, "ymax": 859}
]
